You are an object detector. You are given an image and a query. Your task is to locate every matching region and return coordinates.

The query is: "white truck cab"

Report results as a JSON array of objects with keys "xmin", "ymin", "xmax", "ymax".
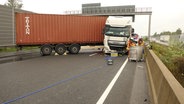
[{"xmin": 103, "ymin": 16, "xmax": 132, "ymax": 54}]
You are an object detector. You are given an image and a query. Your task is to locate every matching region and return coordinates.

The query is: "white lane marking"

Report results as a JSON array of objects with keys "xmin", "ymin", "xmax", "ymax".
[
  {"xmin": 96, "ymin": 58, "xmax": 128, "ymax": 104},
  {"xmin": 89, "ymin": 53, "xmax": 98, "ymax": 57},
  {"xmin": 137, "ymin": 65, "xmax": 143, "ymax": 68}
]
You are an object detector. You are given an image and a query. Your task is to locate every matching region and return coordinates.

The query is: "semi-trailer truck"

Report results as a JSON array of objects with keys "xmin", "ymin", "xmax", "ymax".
[
  {"xmin": 15, "ymin": 13, "xmax": 132, "ymax": 56},
  {"xmin": 16, "ymin": 13, "xmax": 107, "ymax": 55},
  {"xmin": 103, "ymin": 16, "xmax": 132, "ymax": 54},
  {"xmin": 1, "ymin": 5, "xmax": 133, "ymax": 56}
]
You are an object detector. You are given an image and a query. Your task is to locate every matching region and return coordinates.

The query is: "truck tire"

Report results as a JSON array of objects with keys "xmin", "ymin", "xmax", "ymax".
[
  {"xmin": 41, "ymin": 44, "xmax": 52, "ymax": 56},
  {"xmin": 55, "ymin": 44, "xmax": 66, "ymax": 55},
  {"xmin": 68, "ymin": 44, "xmax": 80, "ymax": 54}
]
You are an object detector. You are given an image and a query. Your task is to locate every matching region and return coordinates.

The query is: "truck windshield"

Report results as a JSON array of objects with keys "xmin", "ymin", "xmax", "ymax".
[{"xmin": 105, "ymin": 27, "xmax": 130, "ymax": 37}]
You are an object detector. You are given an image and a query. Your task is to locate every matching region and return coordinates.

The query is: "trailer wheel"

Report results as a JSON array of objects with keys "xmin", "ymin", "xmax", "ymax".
[
  {"xmin": 41, "ymin": 45, "xmax": 52, "ymax": 56},
  {"xmin": 55, "ymin": 44, "xmax": 66, "ymax": 55},
  {"xmin": 68, "ymin": 44, "xmax": 80, "ymax": 54}
]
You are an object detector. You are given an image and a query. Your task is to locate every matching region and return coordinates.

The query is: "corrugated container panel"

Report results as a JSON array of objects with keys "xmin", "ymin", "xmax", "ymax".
[{"xmin": 16, "ymin": 13, "xmax": 107, "ymax": 45}]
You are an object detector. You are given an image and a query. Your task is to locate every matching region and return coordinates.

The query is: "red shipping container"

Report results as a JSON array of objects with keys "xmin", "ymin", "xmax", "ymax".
[{"xmin": 16, "ymin": 13, "xmax": 107, "ymax": 45}]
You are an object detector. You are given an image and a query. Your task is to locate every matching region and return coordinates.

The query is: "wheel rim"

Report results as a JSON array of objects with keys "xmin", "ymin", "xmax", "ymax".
[
  {"xmin": 41, "ymin": 45, "xmax": 52, "ymax": 55},
  {"xmin": 72, "ymin": 47, "xmax": 78, "ymax": 53},
  {"xmin": 69, "ymin": 44, "xmax": 80, "ymax": 54},
  {"xmin": 58, "ymin": 47, "xmax": 64, "ymax": 53},
  {"xmin": 44, "ymin": 48, "xmax": 50, "ymax": 54},
  {"xmin": 55, "ymin": 44, "xmax": 66, "ymax": 55}
]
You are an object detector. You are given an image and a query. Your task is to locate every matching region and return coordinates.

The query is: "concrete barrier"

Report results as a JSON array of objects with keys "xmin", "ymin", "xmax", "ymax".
[{"xmin": 145, "ymin": 48, "xmax": 184, "ymax": 104}]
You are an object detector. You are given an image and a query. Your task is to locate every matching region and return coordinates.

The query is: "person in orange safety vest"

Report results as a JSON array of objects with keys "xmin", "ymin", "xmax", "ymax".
[
  {"xmin": 126, "ymin": 38, "xmax": 136, "ymax": 51},
  {"xmin": 126, "ymin": 33, "xmax": 139, "ymax": 51},
  {"xmin": 138, "ymin": 37, "xmax": 145, "ymax": 60},
  {"xmin": 138, "ymin": 37, "xmax": 144, "ymax": 46},
  {"xmin": 126, "ymin": 33, "xmax": 139, "ymax": 58}
]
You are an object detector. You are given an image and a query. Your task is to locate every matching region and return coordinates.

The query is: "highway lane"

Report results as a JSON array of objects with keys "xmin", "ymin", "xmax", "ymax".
[{"xmin": 0, "ymin": 50, "xmax": 150, "ymax": 104}]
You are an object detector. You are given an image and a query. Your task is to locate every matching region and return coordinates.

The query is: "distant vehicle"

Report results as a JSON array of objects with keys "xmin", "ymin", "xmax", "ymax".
[
  {"xmin": 103, "ymin": 16, "xmax": 132, "ymax": 54},
  {"xmin": 179, "ymin": 34, "xmax": 184, "ymax": 43},
  {"xmin": 160, "ymin": 35, "xmax": 170, "ymax": 42},
  {"xmin": 16, "ymin": 13, "xmax": 107, "ymax": 55},
  {"xmin": 150, "ymin": 37, "xmax": 156, "ymax": 42}
]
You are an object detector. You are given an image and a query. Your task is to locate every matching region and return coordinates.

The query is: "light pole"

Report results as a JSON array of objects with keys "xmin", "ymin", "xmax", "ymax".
[
  {"xmin": 12, "ymin": 0, "xmax": 15, "ymax": 45},
  {"xmin": 148, "ymin": 14, "xmax": 152, "ymax": 44}
]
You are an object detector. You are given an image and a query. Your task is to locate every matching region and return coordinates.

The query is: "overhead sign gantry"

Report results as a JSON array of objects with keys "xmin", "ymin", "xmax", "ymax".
[{"xmin": 66, "ymin": 3, "xmax": 152, "ymax": 41}]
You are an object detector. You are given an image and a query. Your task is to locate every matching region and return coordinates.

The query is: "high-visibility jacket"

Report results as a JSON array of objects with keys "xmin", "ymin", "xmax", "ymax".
[
  {"xmin": 138, "ymin": 39, "xmax": 144, "ymax": 46},
  {"xmin": 126, "ymin": 39, "xmax": 137, "ymax": 50}
]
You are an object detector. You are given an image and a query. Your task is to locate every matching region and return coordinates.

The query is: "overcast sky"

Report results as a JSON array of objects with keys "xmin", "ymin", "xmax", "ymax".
[{"xmin": 0, "ymin": 0, "xmax": 184, "ymax": 36}]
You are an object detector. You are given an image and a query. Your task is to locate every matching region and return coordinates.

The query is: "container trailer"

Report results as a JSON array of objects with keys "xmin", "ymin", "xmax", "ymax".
[{"xmin": 16, "ymin": 13, "xmax": 107, "ymax": 55}]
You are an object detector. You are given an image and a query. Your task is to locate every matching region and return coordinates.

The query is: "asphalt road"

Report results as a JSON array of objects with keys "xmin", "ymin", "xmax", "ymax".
[{"xmin": 0, "ymin": 49, "xmax": 150, "ymax": 104}]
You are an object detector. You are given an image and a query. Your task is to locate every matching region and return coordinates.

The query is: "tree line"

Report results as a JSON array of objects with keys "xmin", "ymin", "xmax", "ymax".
[
  {"xmin": 4, "ymin": 0, "xmax": 23, "ymax": 9},
  {"xmin": 153, "ymin": 28, "xmax": 182, "ymax": 36}
]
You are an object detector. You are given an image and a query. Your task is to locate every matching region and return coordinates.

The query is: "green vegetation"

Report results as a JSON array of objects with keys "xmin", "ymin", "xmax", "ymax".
[
  {"xmin": 0, "ymin": 47, "xmax": 17, "ymax": 52},
  {"xmin": 153, "ymin": 28, "xmax": 182, "ymax": 36},
  {"xmin": 151, "ymin": 42, "xmax": 184, "ymax": 87},
  {"xmin": 0, "ymin": 46, "xmax": 39, "ymax": 53}
]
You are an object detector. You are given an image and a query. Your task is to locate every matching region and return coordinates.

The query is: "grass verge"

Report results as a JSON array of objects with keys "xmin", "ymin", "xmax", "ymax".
[{"xmin": 151, "ymin": 42, "xmax": 184, "ymax": 87}]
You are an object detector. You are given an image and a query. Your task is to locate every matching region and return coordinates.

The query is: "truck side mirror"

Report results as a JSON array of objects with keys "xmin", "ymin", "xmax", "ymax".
[
  {"xmin": 102, "ymin": 25, "xmax": 110, "ymax": 35},
  {"xmin": 126, "ymin": 35, "xmax": 130, "ymax": 38},
  {"xmin": 132, "ymin": 28, "xmax": 134, "ymax": 33}
]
